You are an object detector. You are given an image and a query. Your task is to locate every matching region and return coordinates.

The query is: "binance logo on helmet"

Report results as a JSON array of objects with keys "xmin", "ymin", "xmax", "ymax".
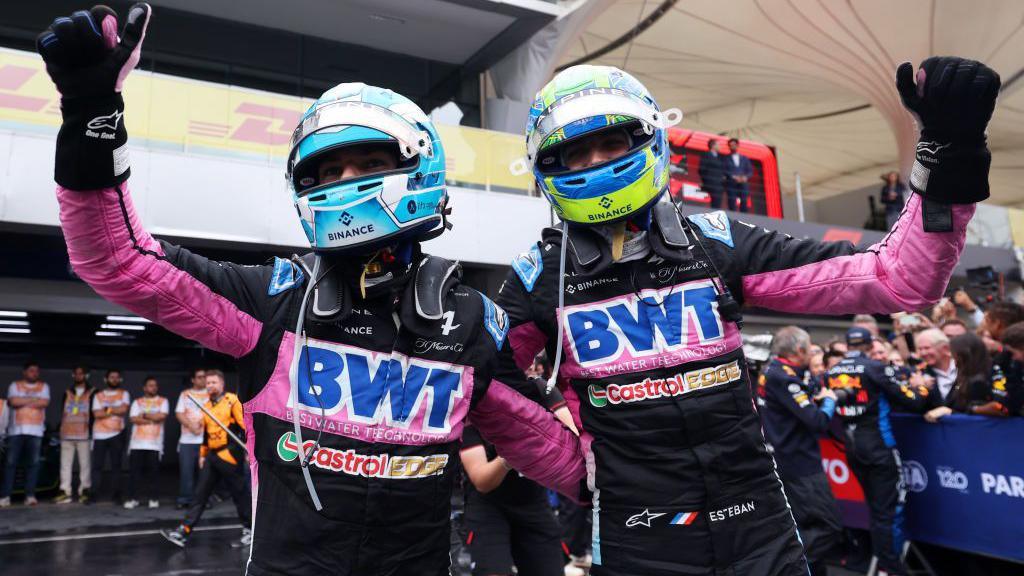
[{"xmin": 287, "ymin": 82, "xmax": 448, "ymax": 255}]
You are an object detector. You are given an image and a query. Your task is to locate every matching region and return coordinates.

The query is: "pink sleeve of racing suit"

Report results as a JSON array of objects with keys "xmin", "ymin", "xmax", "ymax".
[
  {"xmin": 739, "ymin": 193, "xmax": 974, "ymax": 314},
  {"xmin": 471, "ymin": 380, "xmax": 586, "ymax": 500},
  {"xmin": 57, "ymin": 183, "xmax": 263, "ymax": 358}
]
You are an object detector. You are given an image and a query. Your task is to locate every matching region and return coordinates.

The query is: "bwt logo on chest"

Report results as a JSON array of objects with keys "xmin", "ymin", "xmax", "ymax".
[
  {"xmin": 564, "ymin": 280, "xmax": 724, "ymax": 365},
  {"xmin": 291, "ymin": 339, "xmax": 464, "ymax": 434}
]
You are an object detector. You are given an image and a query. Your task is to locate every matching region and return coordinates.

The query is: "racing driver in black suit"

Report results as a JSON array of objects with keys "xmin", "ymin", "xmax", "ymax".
[{"xmin": 496, "ymin": 59, "xmax": 999, "ymax": 575}]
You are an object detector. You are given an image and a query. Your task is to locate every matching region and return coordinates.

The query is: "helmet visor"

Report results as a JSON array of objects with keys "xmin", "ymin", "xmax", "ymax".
[
  {"xmin": 288, "ymin": 100, "xmax": 433, "ymax": 179},
  {"xmin": 527, "ymin": 88, "xmax": 667, "ymax": 163}
]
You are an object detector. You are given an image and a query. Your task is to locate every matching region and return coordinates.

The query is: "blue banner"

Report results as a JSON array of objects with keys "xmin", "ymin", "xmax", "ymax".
[{"xmin": 890, "ymin": 414, "xmax": 1024, "ymax": 562}]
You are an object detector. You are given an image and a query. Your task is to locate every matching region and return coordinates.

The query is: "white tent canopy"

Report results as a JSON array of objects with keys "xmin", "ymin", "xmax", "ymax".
[{"xmin": 552, "ymin": 0, "xmax": 1024, "ymax": 206}]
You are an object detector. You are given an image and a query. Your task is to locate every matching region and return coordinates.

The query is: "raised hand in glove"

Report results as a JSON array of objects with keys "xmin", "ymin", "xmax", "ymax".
[
  {"xmin": 36, "ymin": 3, "xmax": 151, "ymax": 190},
  {"xmin": 896, "ymin": 57, "xmax": 1000, "ymax": 207}
]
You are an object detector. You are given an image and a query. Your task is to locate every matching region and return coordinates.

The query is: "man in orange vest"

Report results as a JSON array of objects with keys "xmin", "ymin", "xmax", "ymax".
[
  {"xmin": 55, "ymin": 365, "xmax": 95, "ymax": 504},
  {"xmin": 1, "ymin": 361, "xmax": 50, "ymax": 507},
  {"xmin": 161, "ymin": 369, "xmax": 251, "ymax": 548}
]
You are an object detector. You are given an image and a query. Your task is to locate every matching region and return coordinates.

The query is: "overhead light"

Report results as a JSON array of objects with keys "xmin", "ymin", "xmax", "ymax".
[
  {"xmin": 101, "ymin": 323, "xmax": 146, "ymax": 331},
  {"xmin": 106, "ymin": 315, "xmax": 151, "ymax": 323},
  {"xmin": 0, "ymin": 320, "xmax": 29, "ymax": 327},
  {"xmin": 0, "ymin": 328, "xmax": 30, "ymax": 334},
  {"xmin": 95, "ymin": 331, "xmax": 124, "ymax": 337},
  {"xmin": 0, "ymin": 311, "xmax": 28, "ymax": 318}
]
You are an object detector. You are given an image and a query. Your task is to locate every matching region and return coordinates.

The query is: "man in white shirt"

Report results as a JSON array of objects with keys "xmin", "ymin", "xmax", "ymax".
[
  {"xmin": 0, "ymin": 361, "xmax": 50, "ymax": 507},
  {"xmin": 91, "ymin": 369, "xmax": 131, "ymax": 503},
  {"xmin": 915, "ymin": 328, "xmax": 958, "ymax": 404},
  {"xmin": 55, "ymin": 365, "xmax": 95, "ymax": 504},
  {"xmin": 125, "ymin": 376, "xmax": 169, "ymax": 509},
  {"xmin": 174, "ymin": 368, "xmax": 207, "ymax": 509}
]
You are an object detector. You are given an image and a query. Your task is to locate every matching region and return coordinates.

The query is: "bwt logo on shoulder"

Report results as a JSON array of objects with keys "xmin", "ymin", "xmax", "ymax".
[
  {"xmin": 564, "ymin": 280, "xmax": 724, "ymax": 366},
  {"xmin": 291, "ymin": 339, "xmax": 464, "ymax": 434}
]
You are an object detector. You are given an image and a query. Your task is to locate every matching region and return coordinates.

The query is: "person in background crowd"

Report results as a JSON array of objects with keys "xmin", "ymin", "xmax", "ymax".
[
  {"xmin": 809, "ymin": 351, "xmax": 827, "ymax": 380},
  {"xmin": 827, "ymin": 339, "xmax": 849, "ymax": 356},
  {"xmin": 925, "ymin": 333, "xmax": 1011, "ymax": 422},
  {"xmin": 853, "ymin": 314, "xmax": 880, "ymax": 337},
  {"xmin": 915, "ymin": 329, "xmax": 957, "ymax": 410},
  {"xmin": 124, "ymin": 376, "xmax": 168, "ymax": 509},
  {"xmin": 0, "ymin": 361, "xmax": 50, "ymax": 507},
  {"xmin": 979, "ymin": 301, "xmax": 1024, "ymax": 354},
  {"xmin": 828, "ymin": 327, "xmax": 930, "ymax": 576},
  {"xmin": 760, "ymin": 327, "xmax": 842, "ymax": 576},
  {"xmin": 161, "ymin": 370, "xmax": 250, "ymax": 548},
  {"xmin": 951, "ymin": 288, "xmax": 984, "ymax": 327},
  {"xmin": 888, "ymin": 351, "xmax": 907, "ymax": 369},
  {"xmin": 823, "ymin": 349, "xmax": 846, "ymax": 372},
  {"xmin": 724, "ymin": 137, "xmax": 753, "ymax": 212},
  {"xmin": 990, "ymin": 321, "xmax": 1024, "ymax": 416},
  {"xmin": 879, "ymin": 171, "xmax": 907, "ymax": 230},
  {"xmin": 698, "ymin": 138, "xmax": 726, "ymax": 210},
  {"xmin": 978, "ymin": 302, "xmax": 1024, "ymax": 414},
  {"xmin": 869, "ymin": 338, "xmax": 890, "ymax": 362},
  {"xmin": 55, "ymin": 365, "xmax": 94, "ymax": 504},
  {"xmin": 0, "ymin": 397, "xmax": 7, "ymax": 440},
  {"xmin": 460, "ymin": 423, "xmax": 565, "ymax": 576},
  {"xmin": 939, "ymin": 318, "xmax": 968, "ymax": 338},
  {"xmin": 174, "ymin": 368, "xmax": 207, "ymax": 509},
  {"xmin": 91, "ymin": 369, "xmax": 130, "ymax": 504}
]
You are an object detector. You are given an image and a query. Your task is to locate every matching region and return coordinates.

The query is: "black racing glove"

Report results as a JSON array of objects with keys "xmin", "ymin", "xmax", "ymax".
[
  {"xmin": 896, "ymin": 57, "xmax": 1000, "ymax": 207},
  {"xmin": 36, "ymin": 3, "xmax": 151, "ymax": 190}
]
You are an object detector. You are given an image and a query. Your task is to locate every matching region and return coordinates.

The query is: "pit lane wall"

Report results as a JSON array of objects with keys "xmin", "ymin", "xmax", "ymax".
[{"xmin": 821, "ymin": 414, "xmax": 1024, "ymax": 563}]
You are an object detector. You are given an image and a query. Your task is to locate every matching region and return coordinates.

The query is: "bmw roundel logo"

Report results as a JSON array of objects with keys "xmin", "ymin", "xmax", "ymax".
[{"xmin": 407, "ymin": 199, "xmax": 417, "ymax": 214}]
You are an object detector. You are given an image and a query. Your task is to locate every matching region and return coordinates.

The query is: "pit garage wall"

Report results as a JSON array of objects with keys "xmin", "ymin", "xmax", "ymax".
[{"xmin": 0, "ymin": 130, "xmax": 553, "ymax": 267}]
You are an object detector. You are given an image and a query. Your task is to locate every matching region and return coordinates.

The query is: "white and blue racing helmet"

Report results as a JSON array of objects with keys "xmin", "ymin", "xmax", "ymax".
[{"xmin": 287, "ymin": 83, "xmax": 448, "ymax": 254}]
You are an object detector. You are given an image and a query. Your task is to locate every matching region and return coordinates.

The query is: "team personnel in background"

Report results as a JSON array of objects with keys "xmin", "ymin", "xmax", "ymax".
[
  {"xmin": 758, "ymin": 327, "xmax": 842, "ymax": 576},
  {"xmin": 124, "ymin": 377, "xmax": 168, "ymax": 509},
  {"xmin": 0, "ymin": 362, "xmax": 50, "ymax": 507},
  {"xmin": 55, "ymin": 365, "xmax": 95, "ymax": 504},
  {"xmin": 697, "ymin": 139, "xmax": 726, "ymax": 209},
  {"xmin": 992, "ymin": 322, "xmax": 1024, "ymax": 415},
  {"xmin": 498, "ymin": 54, "xmax": 996, "ymax": 575},
  {"xmin": 91, "ymin": 369, "xmax": 130, "ymax": 503},
  {"xmin": 161, "ymin": 370, "xmax": 250, "ymax": 548},
  {"xmin": 724, "ymin": 137, "xmax": 753, "ymax": 212},
  {"xmin": 39, "ymin": 5, "xmax": 583, "ymax": 574},
  {"xmin": 174, "ymin": 368, "xmax": 208, "ymax": 509},
  {"xmin": 461, "ymin": 424, "xmax": 564, "ymax": 576},
  {"xmin": 914, "ymin": 329, "xmax": 957, "ymax": 409},
  {"xmin": 828, "ymin": 328, "xmax": 930, "ymax": 575}
]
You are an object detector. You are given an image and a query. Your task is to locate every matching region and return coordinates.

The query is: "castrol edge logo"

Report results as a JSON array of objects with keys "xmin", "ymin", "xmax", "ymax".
[
  {"xmin": 276, "ymin": 432, "xmax": 447, "ymax": 479},
  {"xmin": 588, "ymin": 360, "xmax": 742, "ymax": 407}
]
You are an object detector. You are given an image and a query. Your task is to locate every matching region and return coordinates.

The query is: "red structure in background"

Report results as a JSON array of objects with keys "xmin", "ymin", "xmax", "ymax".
[{"xmin": 666, "ymin": 128, "xmax": 783, "ymax": 219}]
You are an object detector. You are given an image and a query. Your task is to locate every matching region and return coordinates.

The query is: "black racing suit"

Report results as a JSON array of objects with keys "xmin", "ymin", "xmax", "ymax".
[
  {"xmin": 826, "ymin": 350, "xmax": 929, "ymax": 575},
  {"xmin": 757, "ymin": 359, "xmax": 842, "ymax": 576},
  {"xmin": 461, "ymin": 425, "xmax": 564, "ymax": 576},
  {"xmin": 56, "ymin": 182, "xmax": 585, "ymax": 576},
  {"xmin": 496, "ymin": 194, "xmax": 972, "ymax": 576}
]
